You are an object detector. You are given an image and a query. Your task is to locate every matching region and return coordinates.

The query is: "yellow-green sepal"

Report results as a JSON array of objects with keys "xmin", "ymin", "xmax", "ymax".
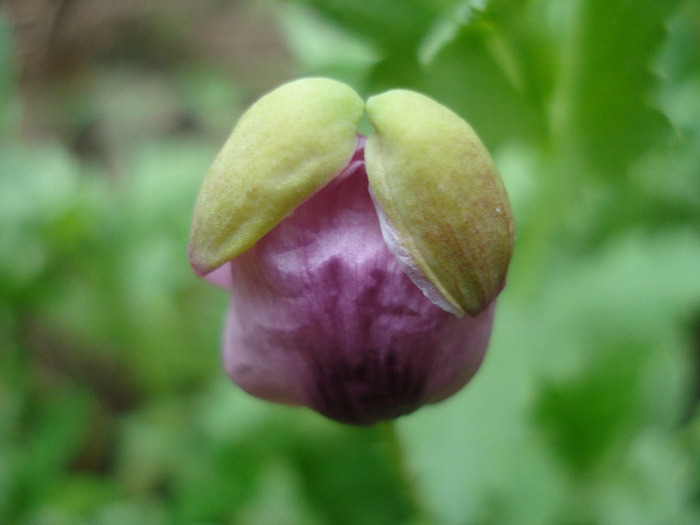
[
  {"xmin": 365, "ymin": 90, "xmax": 514, "ymax": 316},
  {"xmin": 189, "ymin": 78, "xmax": 364, "ymax": 275}
]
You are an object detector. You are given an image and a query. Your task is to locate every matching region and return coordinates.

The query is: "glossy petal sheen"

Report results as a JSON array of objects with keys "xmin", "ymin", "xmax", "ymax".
[{"xmin": 221, "ymin": 141, "xmax": 495, "ymax": 425}]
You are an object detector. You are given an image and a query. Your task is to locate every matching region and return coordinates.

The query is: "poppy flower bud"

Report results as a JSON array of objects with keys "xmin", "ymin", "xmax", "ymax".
[{"xmin": 189, "ymin": 78, "xmax": 514, "ymax": 425}]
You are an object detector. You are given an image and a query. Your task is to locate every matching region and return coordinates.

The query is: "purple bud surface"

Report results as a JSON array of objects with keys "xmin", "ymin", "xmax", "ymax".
[{"xmin": 210, "ymin": 139, "xmax": 495, "ymax": 425}]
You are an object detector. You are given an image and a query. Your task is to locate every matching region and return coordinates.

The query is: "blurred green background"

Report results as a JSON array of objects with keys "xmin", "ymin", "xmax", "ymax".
[{"xmin": 1, "ymin": 1, "xmax": 699, "ymax": 524}]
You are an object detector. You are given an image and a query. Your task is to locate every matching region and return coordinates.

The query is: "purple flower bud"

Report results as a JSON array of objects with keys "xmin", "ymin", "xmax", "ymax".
[{"xmin": 189, "ymin": 79, "xmax": 513, "ymax": 425}]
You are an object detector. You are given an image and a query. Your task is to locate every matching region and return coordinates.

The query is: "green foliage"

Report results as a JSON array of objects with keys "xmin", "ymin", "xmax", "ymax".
[{"xmin": 1, "ymin": 1, "xmax": 699, "ymax": 523}]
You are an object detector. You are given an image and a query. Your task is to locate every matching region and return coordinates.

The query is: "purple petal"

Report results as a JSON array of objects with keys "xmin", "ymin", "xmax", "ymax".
[
  {"xmin": 221, "ymin": 143, "xmax": 494, "ymax": 425},
  {"xmin": 203, "ymin": 263, "xmax": 234, "ymax": 290}
]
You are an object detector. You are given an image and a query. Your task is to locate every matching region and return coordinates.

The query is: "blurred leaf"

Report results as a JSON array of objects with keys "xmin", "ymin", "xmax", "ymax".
[
  {"xmin": 418, "ymin": 0, "xmax": 489, "ymax": 65},
  {"xmin": 559, "ymin": 0, "xmax": 681, "ymax": 174},
  {"xmin": 282, "ymin": 0, "xmax": 438, "ymax": 50},
  {"xmin": 236, "ymin": 461, "xmax": 324, "ymax": 525},
  {"xmin": 533, "ymin": 338, "xmax": 647, "ymax": 473},
  {"xmin": 400, "ymin": 231, "xmax": 700, "ymax": 524},
  {"xmin": 25, "ymin": 386, "xmax": 93, "ymax": 475},
  {"xmin": 88, "ymin": 500, "xmax": 169, "ymax": 525},
  {"xmin": 0, "ymin": 141, "xmax": 91, "ymax": 298},
  {"xmin": 276, "ymin": 3, "xmax": 378, "ymax": 85},
  {"xmin": 43, "ymin": 475, "xmax": 122, "ymax": 522}
]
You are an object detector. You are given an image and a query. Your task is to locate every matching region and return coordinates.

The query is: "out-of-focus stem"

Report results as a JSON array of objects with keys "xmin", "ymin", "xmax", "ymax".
[{"xmin": 378, "ymin": 421, "xmax": 431, "ymax": 523}]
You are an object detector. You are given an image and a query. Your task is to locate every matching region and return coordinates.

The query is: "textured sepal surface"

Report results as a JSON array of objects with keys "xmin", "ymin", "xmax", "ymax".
[
  {"xmin": 189, "ymin": 78, "xmax": 364, "ymax": 275},
  {"xmin": 365, "ymin": 90, "xmax": 515, "ymax": 315}
]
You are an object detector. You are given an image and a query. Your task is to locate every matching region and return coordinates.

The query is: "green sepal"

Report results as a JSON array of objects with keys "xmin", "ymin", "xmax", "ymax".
[
  {"xmin": 188, "ymin": 78, "xmax": 364, "ymax": 275},
  {"xmin": 365, "ymin": 89, "xmax": 514, "ymax": 315}
]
